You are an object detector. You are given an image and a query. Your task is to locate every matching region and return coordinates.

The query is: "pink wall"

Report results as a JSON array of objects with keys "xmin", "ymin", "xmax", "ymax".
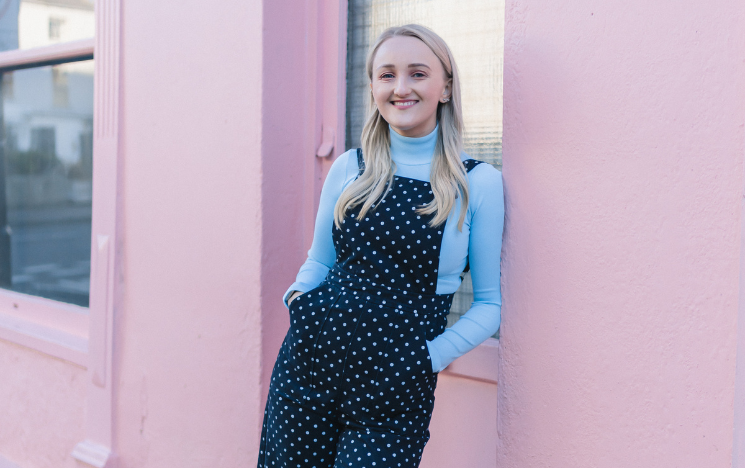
[
  {"xmin": 259, "ymin": 0, "xmax": 333, "ymax": 422},
  {"xmin": 422, "ymin": 374, "xmax": 498, "ymax": 468},
  {"xmin": 500, "ymin": 0, "xmax": 745, "ymax": 466},
  {"xmin": 114, "ymin": 0, "xmax": 265, "ymax": 465},
  {"xmin": 0, "ymin": 340, "xmax": 85, "ymax": 467},
  {"xmin": 115, "ymin": 0, "xmax": 345, "ymax": 465},
  {"xmin": 736, "ymin": 201, "xmax": 745, "ymax": 464},
  {"xmin": 2, "ymin": 0, "xmax": 745, "ymax": 467}
]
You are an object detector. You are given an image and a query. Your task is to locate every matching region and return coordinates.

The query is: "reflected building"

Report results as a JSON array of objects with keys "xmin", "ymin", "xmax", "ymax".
[{"xmin": 0, "ymin": 0, "xmax": 94, "ymax": 306}]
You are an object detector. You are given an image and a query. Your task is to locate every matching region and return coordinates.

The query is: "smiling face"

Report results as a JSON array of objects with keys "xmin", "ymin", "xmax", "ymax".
[{"xmin": 370, "ymin": 35, "xmax": 451, "ymax": 138}]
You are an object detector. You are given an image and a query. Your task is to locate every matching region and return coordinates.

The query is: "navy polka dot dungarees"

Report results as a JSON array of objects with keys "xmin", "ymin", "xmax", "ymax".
[{"xmin": 258, "ymin": 150, "xmax": 483, "ymax": 468}]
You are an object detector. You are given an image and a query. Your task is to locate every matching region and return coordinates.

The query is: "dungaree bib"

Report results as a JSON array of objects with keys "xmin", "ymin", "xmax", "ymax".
[{"xmin": 258, "ymin": 150, "xmax": 483, "ymax": 468}]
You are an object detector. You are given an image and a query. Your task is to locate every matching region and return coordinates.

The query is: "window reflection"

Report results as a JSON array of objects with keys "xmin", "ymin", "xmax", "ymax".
[
  {"xmin": 0, "ymin": 59, "xmax": 94, "ymax": 306},
  {"xmin": 345, "ymin": 0, "xmax": 504, "ymax": 336},
  {"xmin": 0, "ymin": 0, "xmax": 94, "ymax": 53}
]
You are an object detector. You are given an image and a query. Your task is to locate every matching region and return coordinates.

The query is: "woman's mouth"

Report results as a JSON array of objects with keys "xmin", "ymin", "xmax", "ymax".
[{"xmin": 391, "ymin": 100, "xmax": 418, "ymax": 108}]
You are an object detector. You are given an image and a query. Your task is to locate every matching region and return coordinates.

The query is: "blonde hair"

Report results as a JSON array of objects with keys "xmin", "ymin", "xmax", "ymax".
[{"xmin": 334, "ymin": 24, "xmax": 469, "ymax": 230}]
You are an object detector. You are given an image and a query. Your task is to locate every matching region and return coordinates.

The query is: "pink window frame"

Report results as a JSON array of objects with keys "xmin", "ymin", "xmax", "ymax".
[
  {"xmin": 0, "ymin": 38, "xmax": 94, "ymax": 368},
  {"xmin": 0, "ymin": 1, "xmax": 121, "ymax": 466}
]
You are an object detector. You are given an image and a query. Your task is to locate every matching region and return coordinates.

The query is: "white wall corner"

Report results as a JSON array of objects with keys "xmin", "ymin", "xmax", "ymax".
[
  {"xmin": 0, "ymin": 454, "xmax": 21, "ymax": 468},
  {"xmin": 71, "ymin": 440, "xmax": 113, "ymax": 468}
]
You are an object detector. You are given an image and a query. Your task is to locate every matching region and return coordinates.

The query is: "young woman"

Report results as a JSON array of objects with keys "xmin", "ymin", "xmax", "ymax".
[{"xmin": 258, "ymin": 24, "xmax": 504, "ymax": 468}]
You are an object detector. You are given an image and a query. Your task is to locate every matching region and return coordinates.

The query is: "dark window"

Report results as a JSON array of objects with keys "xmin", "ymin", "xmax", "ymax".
[{"xmin": 0, "ymin": 60, "xmax": 94, "ymax": 306}]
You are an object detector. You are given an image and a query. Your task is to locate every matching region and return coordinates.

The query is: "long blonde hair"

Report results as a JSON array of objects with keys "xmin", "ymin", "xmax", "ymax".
[{"xmin": 334, "ymin": 24, "xmax": 469, "ymax": 230}]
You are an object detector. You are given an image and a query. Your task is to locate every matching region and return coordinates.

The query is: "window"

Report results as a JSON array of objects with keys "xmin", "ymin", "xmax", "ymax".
[
  {"xmin": 0, "ymin": 1, "xmax": 95, "ymax": 308},
  {"xmin": 0, "ymin": 0, "xmax": 119, "ymax": 461},
  {"xmin": 345, "ymin": 0, "xmax": 504, "ymax": 336},
  {"xmin": 48, "ymin": 17, "xmax": 64, "ymax": 40},
  {"xmin": 1, "ymin": 61, "xmax": 93, "ymax": 307},
  {"xmin": 18, "ymin": 0, "xmax": 95, "ymax": 50}
]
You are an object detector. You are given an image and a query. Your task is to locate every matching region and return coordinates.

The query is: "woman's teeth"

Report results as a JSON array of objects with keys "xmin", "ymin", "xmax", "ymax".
[{"xmin": 393, "ymin": 101, "xmax": 416, "ymax": 107}]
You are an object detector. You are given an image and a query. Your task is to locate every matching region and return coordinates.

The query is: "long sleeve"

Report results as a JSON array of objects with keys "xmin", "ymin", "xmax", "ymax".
[
  {"xmin": 426, "ymin": 166, "xmax": 505, "ymax": 372},
  {"xmin": 282, "ymin": 150, "xmax": 357, "ymax": 307}
]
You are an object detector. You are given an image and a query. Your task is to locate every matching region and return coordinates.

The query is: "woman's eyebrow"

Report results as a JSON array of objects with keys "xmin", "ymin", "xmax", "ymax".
[{"xmin": 376, "ymin": 63, "xmax": 432, "ymax": 70}]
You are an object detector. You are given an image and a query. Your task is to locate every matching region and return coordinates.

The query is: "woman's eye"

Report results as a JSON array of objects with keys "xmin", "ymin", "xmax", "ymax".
[
  {"xmin": 380, "ymin": 73, "xmax": 394, "ymax": 79},
  {"xmin": 412, "ymin": 72, "xmax": 427, "ymax": 78}
]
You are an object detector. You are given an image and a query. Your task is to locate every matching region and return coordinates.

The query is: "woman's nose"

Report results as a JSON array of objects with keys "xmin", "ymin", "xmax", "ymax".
[{"xmin": 393, "ymin": 77, "xmax": 411, "ymax": 97}]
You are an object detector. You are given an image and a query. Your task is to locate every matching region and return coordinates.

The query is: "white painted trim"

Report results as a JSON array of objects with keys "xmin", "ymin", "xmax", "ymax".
[{"xmin": 71, "ymin": 440, "xmax": 112, "ymax": 468}]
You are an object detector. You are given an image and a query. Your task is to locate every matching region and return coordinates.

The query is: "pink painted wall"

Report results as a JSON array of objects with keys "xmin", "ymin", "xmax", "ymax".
[
  {"xmin": 0, "ymin": 340, "xmax": 85, "ymax": 468},
  {"xmin": 114, "ymin": 0, "xmax": 266, "ymax": 466},
  {"xmin": 499, "ymin": 0, "xmax": 745, "ymax": 467},
  {"xmin": 422, "ymin": 374, "xmax": 498, "ymax": 468},
  {"xmin": 0, "ymin": 0, "xmax": 342, "ymax": 466},
  {"xmin": 2, "ymin": 0, "xmax": 745, "ymax": 467},
  {"xmin": 114, "ymin": 0, "xmax": 348, "ymax": 465},
  {"xmin": 259, "ymin": 0, "xmax": 333, "ymax": 420}
]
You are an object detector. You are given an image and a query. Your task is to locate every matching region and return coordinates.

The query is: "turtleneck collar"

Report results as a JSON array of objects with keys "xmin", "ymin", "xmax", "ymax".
[{"xmin": 389, "ymin": 124, "xmax": 438, "ymax": 166}]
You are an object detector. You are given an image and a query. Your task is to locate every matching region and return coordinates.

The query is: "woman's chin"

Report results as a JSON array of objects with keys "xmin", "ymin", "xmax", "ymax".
[{"xmin": 388, "ymin": 122, "xmax": 433, "ymax": 138}]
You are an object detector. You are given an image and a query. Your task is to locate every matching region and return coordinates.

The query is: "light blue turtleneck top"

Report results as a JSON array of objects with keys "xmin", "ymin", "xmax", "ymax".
[{"xmin": 284, "ymin": 125, "xmax": 504, "ymax": 373}]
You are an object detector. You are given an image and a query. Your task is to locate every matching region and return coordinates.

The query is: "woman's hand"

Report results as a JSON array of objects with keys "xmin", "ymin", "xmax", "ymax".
[{"xmin": 288, "ymin": 290, "xmax": 303, "ymax": 305}]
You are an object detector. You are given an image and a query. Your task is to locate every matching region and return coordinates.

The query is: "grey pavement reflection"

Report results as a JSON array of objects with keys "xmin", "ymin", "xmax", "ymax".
[{"xmin": 7, "ymin": 205, "xmax": 91, "ymax": 307}]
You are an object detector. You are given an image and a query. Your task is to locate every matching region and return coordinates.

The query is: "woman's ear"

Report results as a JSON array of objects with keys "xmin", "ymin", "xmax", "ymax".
[{"xmin": 441, "ymin": 80, "xmax": 452, "ymax": 103}]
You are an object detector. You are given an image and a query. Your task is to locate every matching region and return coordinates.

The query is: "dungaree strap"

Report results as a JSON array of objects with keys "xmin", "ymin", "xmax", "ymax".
[
  {"xmin": 356, "ymin": 148, "xmax": 365, "ymax": 175},
  {"xmin": 354, "ymin": 147, "xmax": 484, "ymax": 274}
]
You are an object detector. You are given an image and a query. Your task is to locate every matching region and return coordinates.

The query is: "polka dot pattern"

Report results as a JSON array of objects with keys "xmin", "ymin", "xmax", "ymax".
[
  {"xmin": 333, "ymin": 176, "xmax": 441, "ymax": 294},
  {"xmin": 258, "ymin": 155, "xmax": 483, "ymax": 468}
]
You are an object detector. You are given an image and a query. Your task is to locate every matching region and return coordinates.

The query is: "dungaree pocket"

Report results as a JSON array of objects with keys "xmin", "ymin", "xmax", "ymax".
[
  {"xmin": 368, "ymin": 310, "xmax": 438, "ymax": 423},
  {"xmin": 286, "ymin": 285, "xmax": 328, "ymax": 383},
  {"xmin": 286, "ymin": 283, "xmax": 344, "ymax": 392}
]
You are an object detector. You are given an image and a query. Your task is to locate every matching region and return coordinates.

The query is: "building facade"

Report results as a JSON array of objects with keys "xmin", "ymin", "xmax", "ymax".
[{"xmin": 0, "ymin": 0, "xmax": 744, "ymax": 467}]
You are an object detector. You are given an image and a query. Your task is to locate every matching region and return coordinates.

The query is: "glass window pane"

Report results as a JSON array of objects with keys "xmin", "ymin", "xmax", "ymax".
[
  {"xmin": 345, "ymin": 0, "xmax": 504, "ymax": 337},
  {"xmin": 0, "ymin": 59, "xmax": 94, "ymax": 307},
  {"xmin": 0, "ymin": 0, "xmax": 95, "ymax": 53}
]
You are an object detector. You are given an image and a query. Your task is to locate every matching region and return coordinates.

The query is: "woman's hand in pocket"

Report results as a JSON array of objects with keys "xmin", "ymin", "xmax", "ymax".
[{"xmin": 288, "ymin": 290, "xmax": 303, "ymax": 305}]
